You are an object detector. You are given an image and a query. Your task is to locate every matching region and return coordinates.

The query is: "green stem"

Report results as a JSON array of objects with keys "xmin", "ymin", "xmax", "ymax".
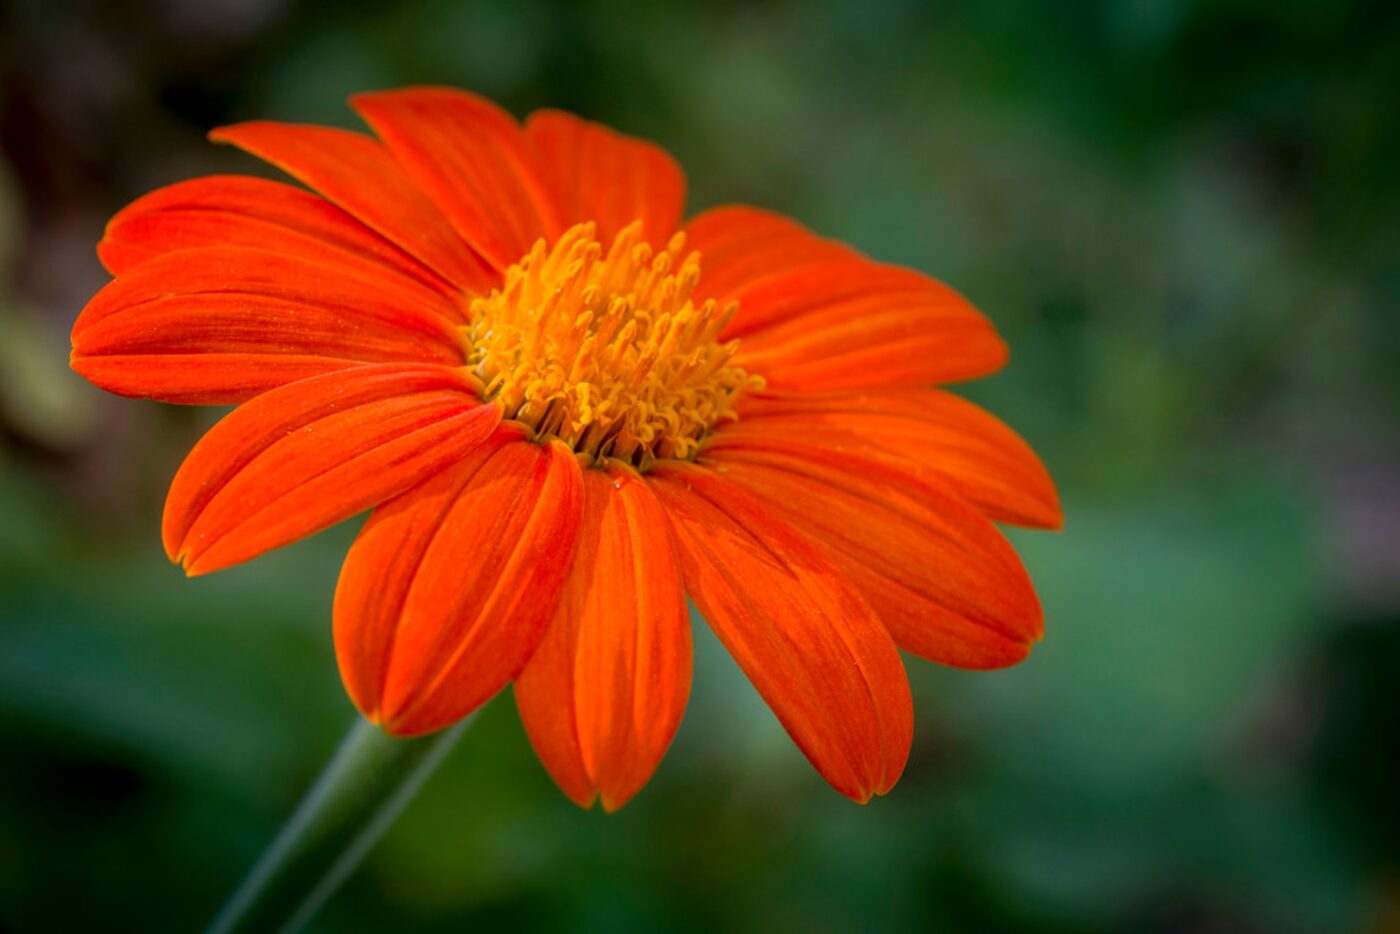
[{"xmin": 208, "ymin": 715, "xmax": 470, "ymax": 934}]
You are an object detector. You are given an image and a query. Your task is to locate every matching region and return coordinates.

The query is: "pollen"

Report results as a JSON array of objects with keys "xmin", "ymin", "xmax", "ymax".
[{"xmin": 465, "ymin": 220, "xmax": 762, "ymax": 469}]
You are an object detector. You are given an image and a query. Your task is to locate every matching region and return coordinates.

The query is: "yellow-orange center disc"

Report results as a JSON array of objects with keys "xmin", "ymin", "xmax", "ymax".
[{"xmin": 465, "ymin": 221, "xmax": 762, "ymax": 469}]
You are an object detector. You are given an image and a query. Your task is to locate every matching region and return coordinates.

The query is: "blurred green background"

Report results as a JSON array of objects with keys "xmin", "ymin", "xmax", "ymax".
[{"xmin": 1, "ymin": 0, "xmax": 1398, "ymax": 931}]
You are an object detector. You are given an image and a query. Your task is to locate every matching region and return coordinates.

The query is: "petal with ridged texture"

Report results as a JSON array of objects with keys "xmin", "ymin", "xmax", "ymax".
[
  {"xmin": 210, "ymin": 120, "xmax": 497, "ymax": 293},
  {"xmin": 731, "ymin": 390, "xmax": 1062, "ymax": 529},
  {"xmin": 728, "ymin": 260, "xmax": 1007, "ymax": 391},
  {"xmin": 525, "ymin": 110, "xmax": 686, "ymax": 247},
  {"xmin": 352, "ymin": 88, "xmax": 559, "ymax": 273},
  {"xmin": 700, "ymin": 439, "xmax": 1042, "ymax": 670},
  {"xmin": 682, "ymin": 206, "xmax": 858, "ymax": 305},
  {"xmin": 334, "ymin": 431, "xmax": 583, "ymax": 736},
  {"xmin": 71, "ymin": 246, "xmax": 467, "ymax": 404},
  {"xmin": 650, "ymin": 462, "xmax": 911, "ymax": 802},
  {"xmin": 515, "ymin": 465, "xmax": 691, "ymax": 811},
  {"xmin": 99, "ymin": 175, "xmax": 457, "ymax": 302},
  {"xmin": 162, "ymin": 364, "xmax": 499, "ymax": 575}
]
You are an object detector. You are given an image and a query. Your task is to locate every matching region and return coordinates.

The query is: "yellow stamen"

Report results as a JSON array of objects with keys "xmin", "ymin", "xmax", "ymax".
[{"xmin": 465, "ymin": 221, "xmax": 762, "ymax": 469}]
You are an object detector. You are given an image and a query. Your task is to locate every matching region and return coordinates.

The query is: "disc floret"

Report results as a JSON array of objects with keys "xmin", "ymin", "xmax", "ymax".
[{"xmin": 466, "ymin": 221, "xmax": 761, "ymax": 468}]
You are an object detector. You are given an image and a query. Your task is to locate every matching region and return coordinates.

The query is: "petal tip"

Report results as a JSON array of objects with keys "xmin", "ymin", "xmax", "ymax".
[
  {"xmin": 181, "ymin": 545, "xmax": 241, "ymax": 578},
  {"xmin": 984, "ymin": 331, "xmax": 1011, "ymax": 376},
  {"xmin": 842, "ymin": 785, "xmax": 876, "ymax": 805},
  {"xmin": 570, "ymin": 789, "xmax": 601, "ymax": 811},
  {"xmin": 598, "ymin": 786, "xmax": 640, "ymax": 814}
]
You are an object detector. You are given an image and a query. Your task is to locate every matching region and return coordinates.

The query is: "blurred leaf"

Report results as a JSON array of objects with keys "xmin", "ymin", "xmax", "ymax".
[{"xmin": 0, "ymin": 297, "xmax": 97, "ymax": 447}]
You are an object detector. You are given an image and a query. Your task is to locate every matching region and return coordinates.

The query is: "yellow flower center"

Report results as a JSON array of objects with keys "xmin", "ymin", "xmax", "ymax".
[{"xmin": 465, "ymin": 220, "xmax": 762, "ymax": 469}]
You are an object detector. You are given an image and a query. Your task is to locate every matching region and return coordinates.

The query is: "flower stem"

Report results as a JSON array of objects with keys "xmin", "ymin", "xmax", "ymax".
[{"xmin": 208, "ymin": 715, "xmax": 470, "ymax": 934}]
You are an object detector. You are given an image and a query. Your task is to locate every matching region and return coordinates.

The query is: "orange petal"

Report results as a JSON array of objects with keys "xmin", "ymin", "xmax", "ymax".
[
  {"xmin": 99, "ymin": 175, "xmax": 457, "ymax": 303},
  {"xmin": 682, "ymin": 206, "xmax": 858, "ymax": 306},
  {"xmin": 699, "ymin": 440, "xmax": 1042, "ymax": 670},
  {"xmin": 352, "ymin": 88, "xmax": 559, "ymax": 272},
  {"xmin": 525, "ymin": 110, "xmax": 686, "ymax": 247},
  {"xmin": 729, "ymin": 389, "xmax": 1062, "ymax": 529},
  {"xmin": 515, "ymin": 465, "xmax": 691, "ymax": 811},
  {"xmin": 162, "ymin": 364, "xmax": 499, "ymax": 575},
  {"xmin": 71, "ymin": 246, "xmax": 466, "ymax": 404},
  {"xmin": 334, "ymin": 432, "xmax": 584, "ymax": 736},
  {"xmin": 730, "ymin": 259, "xmax": 1008, "ymax": 391},
  {"xmin": 210, "ymin": 120, "xmax": 497, "ymax": 294},
  {"xmin": 650, "ymin": 462, "xmax": 911, "ymax": 802}
]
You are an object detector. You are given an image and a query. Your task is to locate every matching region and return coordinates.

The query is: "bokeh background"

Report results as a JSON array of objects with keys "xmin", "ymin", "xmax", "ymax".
[{"xmin": 2, "ymin": 0, "xmax": 1398, "ymax": 931}]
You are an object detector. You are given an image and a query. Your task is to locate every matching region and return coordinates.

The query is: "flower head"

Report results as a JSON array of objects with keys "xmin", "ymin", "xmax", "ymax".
[{"xmin": 71, "ymin": 87, "xmax": 1061, "ymax": 810}]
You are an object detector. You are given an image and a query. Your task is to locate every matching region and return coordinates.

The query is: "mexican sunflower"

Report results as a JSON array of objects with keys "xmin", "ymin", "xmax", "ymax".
[{"xmin": 70, "ymin": 87, "xmax": 1061, "ymax": 811}]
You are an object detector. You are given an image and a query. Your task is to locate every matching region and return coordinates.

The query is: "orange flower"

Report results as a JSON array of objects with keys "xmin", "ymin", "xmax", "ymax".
[{"xmin": 71, "ymin": 87, "xmax": 1060, "ymax": 810}]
